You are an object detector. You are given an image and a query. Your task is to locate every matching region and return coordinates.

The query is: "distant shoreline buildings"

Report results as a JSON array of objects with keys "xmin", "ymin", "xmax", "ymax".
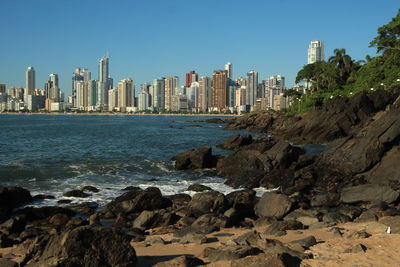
[{"xmin": 0, "ymin": 40, "xmax": 324, "ymax": 113}]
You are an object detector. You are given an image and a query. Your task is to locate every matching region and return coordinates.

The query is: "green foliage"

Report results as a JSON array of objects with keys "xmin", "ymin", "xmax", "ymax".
[{"xmin": 290, "ymin": 9, "xmax": 400, "ymax": 116}]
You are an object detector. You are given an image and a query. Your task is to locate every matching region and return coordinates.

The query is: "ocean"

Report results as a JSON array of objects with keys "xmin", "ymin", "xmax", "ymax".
[{"xmin": 0, "ymin": 114, "xmax": 258, "ymax": 207}]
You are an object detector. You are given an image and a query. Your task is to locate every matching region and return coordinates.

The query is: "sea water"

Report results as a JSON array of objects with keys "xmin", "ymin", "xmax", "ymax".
[{"xmin": 0, "ymin": 114, "xmax": 259, "ymax": 207}]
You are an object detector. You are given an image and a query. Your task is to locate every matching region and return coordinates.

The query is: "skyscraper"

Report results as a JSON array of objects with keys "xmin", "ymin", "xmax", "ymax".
[
  {"xmin": 164, "ymin": 76, "xmax": 179, "ymax": 111},
  {"xmin": 224, "ymin": 62, "xmax": 232, "ymax": 80},
  {"xmin": 118, "ymin": 78, "xmax": 134, "ymax": 111},
  {"xmin": 153, "ymin": 78, "xmax": 165, "ymax": 111},
  {"xmin": 265, "ymin": 75, "xmax": 285, "ymax": 109},
  {"xmin": 212, "ymin": 70, "xmax": 227, "ymax": 109},
  {"xmin": 72, "ymin": 68, "xmax": 85, "ymax": 108},
  {"xmin": 108, "ymin": 88, "xmax": 118, "ymax": 111},
  {"xmin": 198, "ymin": 76, "xmax": 212, "ymax": 112},
  {"xmin": 98, "ymin": 56, "xmax": 110, "ymax": 107},
  {"xmin": 185, "ymin": 71, "xmax": 198, "ymax": 88},
  {"xmin": 246, "ymin": 70, "xmax": 258, "ymax": 107},
  {"xmin": 0, "ymin": 84, "xmax": 5, "ymax": 94},
  {"xmin": 49, "ymin": 74, "xmax": 58, "ymax": 87},
  {"xmin": 308, "ymin": 40, "xmax": 325, "ymax": 64},
  {"xmin": 25, "ymin": 66, "xmax": 35, "ymax": 103}
]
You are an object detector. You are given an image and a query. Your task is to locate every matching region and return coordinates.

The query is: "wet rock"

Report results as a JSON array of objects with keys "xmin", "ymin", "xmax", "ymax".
[
  {"xmin": 26, "ymin": 225, "xmax": 137, "ymax": 266},
  {"xmin": 33, "ymin": 194, "xmax": 55, "ymax": 200},
  {"xmin": 186, "ymin": 191, "xmax": 229, "ymax": 218},
  {"xmin": 152, "ymin": 255, "xmax": 204, "ymax": 267},
  {"xmin": 217, "ymin": 134, "xmax": 253, "ymax": 150},
  {"xmin": 121, "ymin": 186, "xmax": 142, "ymax": 192},
  {"xmin": 255, "ymin": 192, "xmax": 292, "ymax": 219},
  {"xmin": 172, "ymin": 146, "xmax": 218, "ymax": 170},
  {"xmin": 63, "ymin": 189, "xmax": 90, "ymax": 198},
  {"xmin": 17, "ymin": 206, "xmax": 76, "ymax": 223},
  {"xmin": 104, "ymin": 187, "xmax": 172, "ymax": 216},
  {"xmin": 202, "ymin": 245, "xmax": 262, "ymax": 262},
  {"xmin": 340, "ymin": 184, "xmax": 399, "ymax": 204},
  {"xmin": 344, "ymin": 243, "xmax": 367, "ymax": 253},
  {"xmin": 68, "ymin": 202, "xmax": 98, "ymax": 215},
  {"xmin": 57, "ymin": 199, "xmax": 72, "ymax": 204},
  {"xmin": 82, "ymin": 185, "xmax": 100, "ymax": 193},
  {"xmin": 0, "ymin": 186, "xmax": 33, "ymax": 223},
  {"xmin": 187, "ymin": 184, "xmax": 212, "ymax": 192}
]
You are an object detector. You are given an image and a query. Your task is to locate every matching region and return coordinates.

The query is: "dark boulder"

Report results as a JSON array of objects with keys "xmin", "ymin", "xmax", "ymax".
[
  {"xmin": 217, "ymin": 134, "xmax": 253, "ymax": 150},
  {"xmin": 172, "ymin": 146, "xmax": 218, "ymax": 170},
  {"xmin": 230, "ymin": 253, "xmax": 301, "ymax": 267},
  {"xmin": 340, "ymin": 184, "xmax": 399, "ymax": 204},
  {"xmin": 0, "ymin": 186, "xmax": 33, "ymax": 223},
  {"xmin": 186, "ymin": 191, "xmax": 229, "ymax": 218},
  {"xmin": 226, "ymin": 189, "xmax": 256, "ymax": 218},
  {"xmin": 202, "ymin": 245, "xmax": 262, "ymax": 262},
  {"xmin": 133, "ymin": 209, "xmax": 178, "ymax": 230},
  {"xmin": 166, "ymin": 193, "xmax": 192, "ymax": 210},
  {"xmin": 103, "ymin": 187, "xmax": 172, "ymax": 216},
  {"xmin": 0, "ymin": 215, "xmax": 26, "ymax": 234},
  {"xmin": 255, "ymin": 192, "xmax": 293, "ymax": 219},
  {"xmin": 219, "ymin": 141, "xmax": 304, "ymax": 189},
  {"xmin": 33, "ymin": 194, "xmax": 55, "ymax": 200},
  {"xmin": 187, "ymin": 183, "xmax": 212, "ymax": 192},
  {"xmin": 264, "ymin": 220, "xmax": 303, "ymax": 236},
  {"xmin": 82, "ymin": 186, "xmax": 100, "ymax": 193},
  {"xmin": 63, "ymin": 189, "xmax": 89, "ymax": 198},
  {"xmin": 152, "ymin": 255, "xmax": 204, "ymax": 267},
  {"xmin": 191, "ymin": 214, "xmax": 229, "ymax": 228},
  {"xmin": 26, "ymin": 225, "xmax": 137, "ymax": 266}
]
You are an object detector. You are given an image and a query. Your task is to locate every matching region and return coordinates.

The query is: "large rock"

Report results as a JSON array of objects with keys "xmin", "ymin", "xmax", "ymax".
[
  {"xmin": 186, "ymin": 191, "xmax": 229, "ymax": 218},
  {"xmin": 202, "ymin": 245, "xmax": 262, "ymax": 262},
  {"xmin": 255, "ymin": 192, "xmax": 292, "ymax": 219},
  {"xmin": 26, "ymin": 225, "xmax": 137, "ymax": 266},
  {"xmin": 217, "ymin": 134, "xmax": 253, "ymax": 150},
  {"xmin": 226, "ymin": 189, "xmax": 256, "ymax": 218},
  {"xmin": 103, "ymin": 187, "xmax": 172, "ymax": 216},
  {"xmin": 340, "ymin": 184, "xmax": 399, "ymax": 204},
  {"xmin": 0, "ymin": 186, "xmax": 32, "ymax": 223},
  {"xmin": 219, "ymin": 141, "xmax": 304, "ymax": 189},
  {"xmin": 230, "ymin": 253, "xmax": 301, "ymax": 267},
  {"xmin": 132, "ymin": 209, "xmax": 178, "ymax": 230},
  {"xmin": 172, "ymin": 146, "xmax": 218, "ymax": 170}
]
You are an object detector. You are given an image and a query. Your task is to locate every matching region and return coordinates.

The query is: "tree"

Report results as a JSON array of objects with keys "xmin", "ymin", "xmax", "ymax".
[{"xmin": 370, "ymin": 9, "xmax": 400, "ymax": 55}]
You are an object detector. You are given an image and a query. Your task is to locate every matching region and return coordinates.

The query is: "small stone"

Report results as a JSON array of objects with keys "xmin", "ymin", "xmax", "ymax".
[{"xmin": 348, "ymin": 231, "xmax": 371, "ymax": 239}]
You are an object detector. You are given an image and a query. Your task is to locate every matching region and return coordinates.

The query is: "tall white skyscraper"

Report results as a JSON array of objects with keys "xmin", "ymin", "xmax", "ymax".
[
  {"xmin": 308, "ymin": 40, "xmax": 325, "ymax": 64},
  {"xmin": 49, "ymin": 74, "xmax": 58, "ymax": 88},
  {"xmin": 98, "ymin": 56, "xmax": 110, "ymax": 107},
  {"xmin": 198, "ymin": 76, "xmax": 212, "ymax": 112},
  {"xmin": 152, "ymin": 78, "xmax": 165, "ymax": 110},
  {"xmin": 265, "ymin": 75, "xmax": 285, "ymax": 108},
  {"xmin": 224, "ymin": 62, "xmax": 232, "ymax": 79},
  {"xmin": 246, "ymin": 70, "xmax": 258, "ymax": 107},
  {"xmin": 25, "ymin": 66, "xmax": 35, "ymax": 103}
]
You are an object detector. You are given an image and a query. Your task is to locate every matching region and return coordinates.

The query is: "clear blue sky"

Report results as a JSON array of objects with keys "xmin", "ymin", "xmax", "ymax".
[{"xmin": 0, "ymin": 0, "xmax": 398, "ymax": 95}]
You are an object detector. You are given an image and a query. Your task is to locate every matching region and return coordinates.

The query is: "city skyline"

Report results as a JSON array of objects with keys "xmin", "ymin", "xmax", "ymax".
[{"xmin": 0, "ymin": 1, "xmax": 398, "ymax": 93}]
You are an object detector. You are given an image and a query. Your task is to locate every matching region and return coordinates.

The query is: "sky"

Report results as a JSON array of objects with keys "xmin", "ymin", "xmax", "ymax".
[{"xmin": 0, "ymin": 0, "xmax": 399, "ymax": 96}]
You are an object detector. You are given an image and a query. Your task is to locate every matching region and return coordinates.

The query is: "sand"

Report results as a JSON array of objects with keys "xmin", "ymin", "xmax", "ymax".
[{"xmin": 134, "ymin": 221, "xmax": 400, "ymax": 266}]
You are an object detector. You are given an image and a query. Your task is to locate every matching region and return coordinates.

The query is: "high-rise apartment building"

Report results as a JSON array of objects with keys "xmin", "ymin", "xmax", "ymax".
[
  {"xmin": 152, "ymin": 78, "xmax": 165, "ymax": 111},
  {"xmin": 108, "ymin": 88, "xmax": 118, "ymax": 111},
  {"xmin": 98, "ymin": 56, "xmax": 111, "ymax": 107},
  {"xmin": 87, "ymin": 80, "xmax": 97, "ymax": 107},
  {"xmin": 246, "ymin": 70, "xmax": 258, "ymax": 107},
  {"xmin": 0, "ymin": 84, "xmax": 5, "ymax": 94},
  {"xmin": 185, "ymin": 71, "xmax": 198, "ymax": 88},
  {"xmin": 308, "ymin": 40, "xmax": 324, "ymax": 64},
  {"xmin": 265, "ymin": 75, "xmax": 285, "ymax": 109},
  {"xmin": 118, "ymin": 78, "xmax": 134, "ymax": 111},
  {"xmin": 212, "ymin": 70, "xmax": 227, "ymax": 109},
  {"xmin": 224, "ymin": 62, "xmax": 232, "ymax": 80},
  {"xmin": 164, "ymin": 76, "xmax": 179, "ymax": 111},
  {"xmin": 198, "ymin": 76, "xmax": 212, "ymax": 112},
  {"xmin": 25, "ymin": 66, "xmax": 35, "ymax": 103}
]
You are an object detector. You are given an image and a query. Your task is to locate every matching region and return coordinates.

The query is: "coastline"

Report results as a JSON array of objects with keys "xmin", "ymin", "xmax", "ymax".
[{"xmin": 0, "ymin": 112, "xmax": 239, "ymax": 117}]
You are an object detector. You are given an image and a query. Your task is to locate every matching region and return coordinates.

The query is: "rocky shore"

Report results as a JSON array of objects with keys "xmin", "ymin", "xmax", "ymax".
[{"xmin": 1, "ymin": 86, "xmax": 400, "ymax": 266}]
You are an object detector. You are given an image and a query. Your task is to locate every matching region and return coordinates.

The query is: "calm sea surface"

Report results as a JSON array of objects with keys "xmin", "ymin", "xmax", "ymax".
[{"xmin": 0, "ymin": 114, "xmax": 257, "ymax": 206}]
